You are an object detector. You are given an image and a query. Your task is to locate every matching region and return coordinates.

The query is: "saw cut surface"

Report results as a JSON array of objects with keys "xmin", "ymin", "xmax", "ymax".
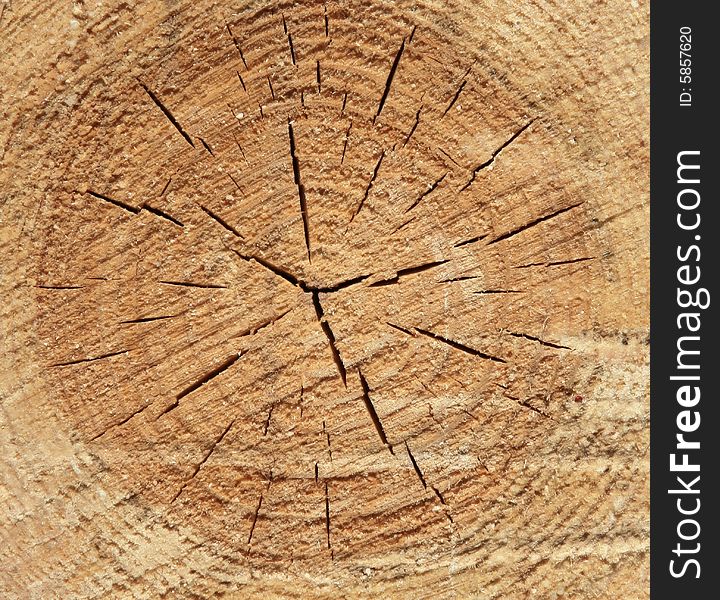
[{"xmin": 0, "ymin": 1, "xmax": 649, "ymax": 598}]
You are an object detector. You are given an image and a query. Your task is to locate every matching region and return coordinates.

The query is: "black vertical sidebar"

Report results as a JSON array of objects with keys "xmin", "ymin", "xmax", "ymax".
[{"xmin": 651, "ymin": 2, "xmax": 717, "ymax": 598}]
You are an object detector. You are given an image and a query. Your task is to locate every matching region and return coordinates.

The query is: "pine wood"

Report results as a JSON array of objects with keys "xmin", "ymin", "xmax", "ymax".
[{"xmin": 1, "ymin": 1, "xmax": 649, "ymax": 598}]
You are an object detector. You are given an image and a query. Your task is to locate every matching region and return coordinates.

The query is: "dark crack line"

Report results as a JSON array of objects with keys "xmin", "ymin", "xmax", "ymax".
[
  {"xmin": 263, "ymin": 404, "xmax": 275, "ymax": 435},
  {"xmin": 199, "ymin": 137, "xmax": 214, "ymax": 157},
  {"xmin": 349, "ymin": 150, "xmax": 385, "ymax": 224},
  {"xmin": 453, "ymin": 234, "xmax": 487, "ymax": 248},
  {"xmin": 236, "ymin": 309, "xmax": 293, "ymax": 340},
  {"xmin": 340, "ymin": 120, "xmax": 352, "ymax": 164},
  {"xmin": 438, "ymin": 147, "xmax": 461, "ymax": 167},
  {"xmin": 375, "ymin": 37, "xmax": 406, "ymax": 122},
  {"xmin": 170, "ymin": 418, "xmax": 236, "ymax": 503},
  {"xmin": 324, "ymin": 481, "xmax": 332, "ymax": 551},
  {"xmin": 51, "ymin": 349, "xmax": 129, "ymax": 367},
  {"xmin": 313, "ymin": 273, "xmax": 371, "ymax": 293},
  {"xmin": 232, "ymin": 250, "xmax": 302, "ymax": 288},
  {"xmin": 247, "ymin": 494, "xmax": 263, "ymax": 545},
  {"xmin": 390, "ymin": 324, "xmax": 506, "ymax": 363},
  {"xmin": 86, "ymin": 190, "xmax": 139, "ymax": 214},
  {"xmin": 340, "ymin": 92, "xmax": 348, "ymax": 116},
  {"xmin": 312, "ymin": 292, "xmax": 347, "ymax": 386},
  {"xmin": 386, "ymin": 322, "xmax": 415, "ymax": 336},
  {"xmin": 403, "ymin": 106, "xmax": 422, "ymax": 147},
  {"xmin": 473, "ymin": 289, "xmax": 523, "ymax": 295},
  {"xmin": 158, "ymin": 353, "xmax": 242, "ymax": 419},
  {"xmin": 505, "ymin": 393, "xmax": 553, "ymax": 420},
  {"xmin": 142, "ymin": 204, "xmax": 184, "ymax": 227},
  {"xmin": 323, "ymin": 419, "xmax": 333, "ymax": 461},
  {"xmin": 357, "ymin": 368, "xmax": 394, "ymax": 454},
  {"xmin": 158, "ymin": 280, "xmax": 228, "ymax": 289},
  {"xmin": 460, "ymin": 120, "xmax": 534, "ymax": 192},
  {"xmin": 438, "ymin": 275, "xmax": 481, "ymax": 283},
  {"xmin": 139, "ymin": 81, "xmax": 195, "ymax": 148},
  {"xmin": 369, "ymin": 259, "xmax": 449, "ymax": 287},
  {"xmin": 404, "ymin": 172, "xmax": 447, "ymax": 213},
  {"xmin": 35, "ymin": 284, "xmax": 85, "ymax": 290},
  {"xmin": 489, "ymin": 201, "xmax": 584, "ymax": 245},
  {"xmin": 160, "ymin": 178, "xmax": 173, "ymax": 196},
  {"xmin": 90, "ymin": 402, "xmax": 153, "ymax": 441},
  {"xmin": 236, "ymin": 70, "xmax": 247, "ymax": 92},
  {"xmin": 507, "ymin": 331, "xmax": 570, "ymax": 350},
  {"xmin": 198, "ymin": 203, "xmax": 244, "ymax": 239},
  {"xmin": 120, "ymin": 314, "xmax": 177, "ymax": 324},
  {"xmin": 233, "ymin": 134, "xmax": 249, "ymax": 165},
  {"xmin": 405, "ymin": 441, "xmax": 427, "ymax": 488},
  {"xmin": 443, "ymin": 80, "xmax": 467, "ymax": 116},
  {"xmin": 226, "ymin": 23, "xmax": 248, "ymax": 69},
  {"xmin": 288, "ymin": 33, "xmax": 297, "ymax": 66},
  {"xmin": 408, "ymin": 25, "xmax": 417, "ymax": 44},
  {"xmin": 288, "ymin": 120, "xmax": 311, "ymax": 262},
  {"xmin": 414, "ymin": 327, "xmax": 506, "ymax": 363},
  {"xmin": 515, "ymin": 256, "xmax": 595, "ymax": 268},
  {"xmin": 391, "ymin": 216, "xmax": 415, "ymax": 234}
]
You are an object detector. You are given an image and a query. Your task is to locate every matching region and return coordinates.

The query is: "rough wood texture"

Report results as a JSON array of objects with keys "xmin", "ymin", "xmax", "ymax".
[{"xmin": 1, "ymin": 1, "xmax": 649, "ymax": 598}]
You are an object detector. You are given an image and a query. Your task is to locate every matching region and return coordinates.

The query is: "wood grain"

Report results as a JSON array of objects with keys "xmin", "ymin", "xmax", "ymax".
[{"xmin": 0, "ymin": 1, "xmax": 649, "ymax": 598}]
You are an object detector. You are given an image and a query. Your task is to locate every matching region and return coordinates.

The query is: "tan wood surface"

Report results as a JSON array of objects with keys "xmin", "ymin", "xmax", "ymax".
[{"xmin": 1, "ymin": 1, "xmax": 649, "ymax": 598}]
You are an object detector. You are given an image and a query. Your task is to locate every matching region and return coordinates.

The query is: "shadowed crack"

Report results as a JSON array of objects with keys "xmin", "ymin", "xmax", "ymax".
[
  {"xmin": 357, "ymin": 368, "xmax": 394, "ymax": 454},
  {"xmin": 312, "ymin": 292, "xmax": 347, "ymax": 386},
  {"xmin": 460, "ymin": 120, "xmax": 534, "ymax": 192}
]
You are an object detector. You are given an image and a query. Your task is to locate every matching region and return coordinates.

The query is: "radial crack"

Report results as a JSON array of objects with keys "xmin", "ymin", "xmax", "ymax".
[
  {"xmin": 171, "ymin": 418, "xmax": 236, "ymax": 503},
  {"xmin": 236, "ymin": 70, "xmax": 247, "ymax": 92},
  {"xmin": 489, "ymin": 202, "xmax": 584, "ymax": 245},
  {"xmin": 247, "ymin": 494, "xmax": 263, "ymax": 545},
  {"xmin": 403, "ymin": 106, "xmax": 422, "ymax": 148},
  {"xmin": 86, "ymin": 190, "xmax": 139, "ymax": 214},
  {"xmin": 340, "ymin": 120, "xmax": 352, "ymax": 164},
  {"xmin": 411, "ymin": 327, "xmax": 506, "ymax": 363},
  {"xmin": 515, "ymin": 256, "xmax": 595, "ymax": 268},
  {"xmin": 349, "ymin": 150, "xmax": 384, "ymax": 224},
  {"xmin": 404, "ymin": 172, "xmax": 447, "ymax": 213},
  {"xmin": 453, "ymin": 234, "xmax": 487, "ymax": 248},
  {"xmin": 142, "ymin": 204, "xmax": 184, "ymax": 227},
  {"xmin": 158, "ymin": 281, "xmax": 227, "ymax": 289},
  {"xmin": 139, "ymin": 82, "xmax": 195, "ymax": 148},
  {"xmin": 198, "ymin": 204, "xmax": 244, "ymax": 239},
  {"xmin": 369, "ymin": 259, "xmax": 449, "ymax": 287},
  {"xmin": 120, "ymin": 314, "xmax": 177, "ymax": 324},
  {"xmin": 323, "ymin": 419, "xmax": 333, "ymax": 461},
  {"xmin": 158, "ymin": 353, "xmax": 242, "ymax": 419},
  {"xmin": 507, "ymin": 331, "xmax": 570, "ymax": 350},
  {"xmin": 51, "ymin": 349, "xmax": 129, "ymax": 367},
  {"xmin": 226, "ymin": 23, "xmax": 248, "ymax": 68},
  {"xmin": 90, "ymin": 402, "xmax": 153, "ymax": 441},
  {"xmin": 375, "ymin": 37, "xmax": 406, "ymax": 122},
  {"xmin": 288, "ymin": 120, "xmax": 311, "ymax": 262},
  {"xmin": 405, "ymin": 441, "xmax": 427, "ymax": 488},
  {"xmin": 324, "ymin": 481, "xmax": 332, "ymax": 551},
  {"xmin": 232, "ymin": 250, "xmax": 303, "ymax": 288},
  {"xmin": 313, "ymin": 273, "xmax": 370, "ymax": 293},
  {"xmin": 357, "ymin": 368, "xmax": 394, "ymax": 454},
  {"xmin": 443, "ymin": 79, "xmax": 467, "ymax": 116},
  {"xmin": 460, "ymin": 120, "xmax": 534, "ymax": 192},
  {"xmin": 312, "ymin": 292, "xmax": 347, "ymax": 386},
  {"xmin": 35, "ymin": 284, "xmax": 85, "ymax": 290}
]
